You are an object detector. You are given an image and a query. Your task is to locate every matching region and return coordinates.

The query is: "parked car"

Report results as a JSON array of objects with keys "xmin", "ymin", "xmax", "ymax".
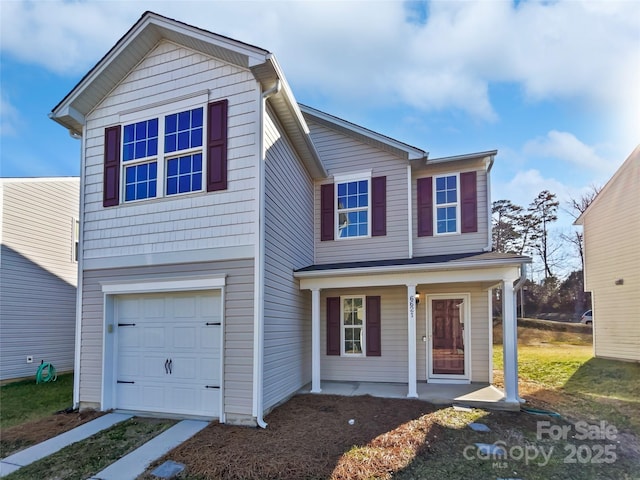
[{"xmin": 580, "ymin": 310, "xmax": 593, "ymax": 325}]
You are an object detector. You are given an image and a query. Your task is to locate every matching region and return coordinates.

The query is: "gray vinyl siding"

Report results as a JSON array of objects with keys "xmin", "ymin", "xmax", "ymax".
[
  {"xmin": 80, "ymin": 259, "xmax": 254, "ymax": 415},
  {"xmin": 308, "ymin": 121, "xmax": 410, "ymax": 264},
  {"xmin": 320, "ymin": 283, "xmax": 490, "ymax": 384},
  {"xmin": 412, "ymin": 160, "xmax": 490, "ymax": 256},
  {"xmin": 82, "ymin": 41, "xmax": 259, "ymax": 262},
  {"xmin": 581, "ymin": 150, "xmax": 640, "ymax": 362},
  {"xmin": 320, "ymin": 286, "xmax": 408, "ymax": 382},
  {"xmin": 0, "ymin": 179, "xmax": 79, "ymax": 381},
  {"xmin": 262, "ymin": 107, "xmax": 314, "ymax": 411}
]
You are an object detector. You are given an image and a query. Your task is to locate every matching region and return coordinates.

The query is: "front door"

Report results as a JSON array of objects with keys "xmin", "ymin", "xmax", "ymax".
[{"xmin": 428, "ymin": 296, "xmax": 468, "ymax": 380}]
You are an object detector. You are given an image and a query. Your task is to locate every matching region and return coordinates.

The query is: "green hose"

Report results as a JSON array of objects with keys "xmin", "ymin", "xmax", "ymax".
[
  {"xmin": 36, "ymin": 362, "xmax": 57, "ymax": 384},
  {"xmin": 521, "ymin": 405, "xmax": 562, "ymax": 418}
]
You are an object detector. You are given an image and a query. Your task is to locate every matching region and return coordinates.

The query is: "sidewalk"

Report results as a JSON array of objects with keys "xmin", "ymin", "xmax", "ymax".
[{"xmin": 0, "ymin": 413, "xmax": 208, "ymax": 479}]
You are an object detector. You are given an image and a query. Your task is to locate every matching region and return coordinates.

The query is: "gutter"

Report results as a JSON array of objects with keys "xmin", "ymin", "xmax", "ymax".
[
  {"xmin": 513, "ymin": 263, "xmax": 527, "ymax": 403},
  {"xmin": 252, "ymin": 79, "xmax": 282, "ymax": 429},
  {"xmin": 73, "ymin": 130, "xmax": 85, "ymax": 408}
]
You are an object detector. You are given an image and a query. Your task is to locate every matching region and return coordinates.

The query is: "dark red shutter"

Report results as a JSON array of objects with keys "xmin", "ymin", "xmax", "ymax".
[
  {"xmin": 207, "ymin": 99, "xmax": 228, "ymax": 192},
  {"xmin": 366, "ymin": 296, "xmax": 381, "ymax": 356},
  {"xmin": 320, "ymin": 183, "xmax": 335, "ymax": 241},
  {"xmin": 417, "ymin": 176, "xmax": 433, "ymax": 237},
  {"xmin": 103, "ymin": 126, "xmax": 121, "ymax": 207},
  {"xmin": 371, "ymin": 176, "xmax": 386, "ymax": 237},
  {"xmin": 326, "ymin": 297, "xmax": 340, "ymax": 356},
  {"xmin": 460, "ymin": 171, "xmax": 478, "ymax": 233}
]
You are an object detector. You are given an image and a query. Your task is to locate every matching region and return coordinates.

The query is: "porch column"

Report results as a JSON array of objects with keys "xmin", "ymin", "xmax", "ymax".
[
  {"xmin": 311, "ymin": 288, "xmax": 321, "ymax": 393},
  {"xmin": 407, "ymin": 284, "xmax": 418, "ymax": 398},
  {"xmin": 502, "ymin": 279, "xmax": 519, "ymax": 403}
]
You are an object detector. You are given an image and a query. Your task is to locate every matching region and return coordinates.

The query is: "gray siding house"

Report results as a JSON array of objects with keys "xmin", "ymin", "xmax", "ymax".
[
  {"xmin": 50, "ymin": 11, "xmax": 529, "ymax": 425},
  {"xmin": 0, "ymin": 177, "xmax": 80, "ymax": 381}
]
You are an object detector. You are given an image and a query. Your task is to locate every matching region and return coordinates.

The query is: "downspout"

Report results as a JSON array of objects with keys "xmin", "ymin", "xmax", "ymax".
[
  {"xmin": 253, "ymin": 79, "xmax": 281, "ymax": 429},
  {"xmin": 484, "ymin": 154, "xmax": 495, "ymax": 252},
  {"xmin": 73, "ymin": 128, "xmax": 85, "ymax": 408}
]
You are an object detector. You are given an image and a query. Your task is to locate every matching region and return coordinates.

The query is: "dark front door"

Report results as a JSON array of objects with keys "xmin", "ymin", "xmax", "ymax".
[{"xmin": 431, "ymin": 298, "xmax": 465, "ymax": 376}]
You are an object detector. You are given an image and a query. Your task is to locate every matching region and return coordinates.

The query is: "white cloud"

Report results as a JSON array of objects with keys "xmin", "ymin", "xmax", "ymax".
[
  {"xmin": 523, "ymin": 131, "xmax": 612, "ymax": 174},
  {"xmin": 1, "ymin": 0, "xmax": 638, "ymax": 125}
]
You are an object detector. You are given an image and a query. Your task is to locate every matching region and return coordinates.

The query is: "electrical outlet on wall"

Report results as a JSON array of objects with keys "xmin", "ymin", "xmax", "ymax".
[{"xmin": 26, "ymin": 356, "xmax": 33, "ymax": 364}]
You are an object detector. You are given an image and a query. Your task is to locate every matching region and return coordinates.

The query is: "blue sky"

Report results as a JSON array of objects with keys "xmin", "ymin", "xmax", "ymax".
[{"xmin": 1, "ymin": 0, "xmax": 639, "ymax": 275}]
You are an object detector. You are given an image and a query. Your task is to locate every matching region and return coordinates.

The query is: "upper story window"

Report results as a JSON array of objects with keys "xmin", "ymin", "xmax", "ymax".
[
  {"xmin": 103, "ymin": 99, "xmax": 228, "ymax": 208},
  {"xmin": 121, "ymin": 107, "xmax": 204, "ymax": 203},
  {"xmin": 337, "ymin": 179, "xmax": 369, "ymax": 238},
  {"xmin": 435, "ymin": 174, "xmax": 459, "ymax": 235}
]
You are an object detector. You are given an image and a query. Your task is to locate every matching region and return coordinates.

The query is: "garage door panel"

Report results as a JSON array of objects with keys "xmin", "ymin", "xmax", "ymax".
[
  {"xmin": 143, "ymin": 326, "xmax": 165, "ymax": 348},
  {"xmin": 115, "ymin": 291, "xmax": 222, "ymax": 418},
  {"xmin": 173, "ymin": 326, "xmax": 197, "ymax": 348}
]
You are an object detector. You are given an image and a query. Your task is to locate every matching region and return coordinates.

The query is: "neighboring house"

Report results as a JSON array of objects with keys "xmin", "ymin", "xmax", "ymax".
[
  {"xmin": 575, "ymin": 146, "xmax": 640, "ymax": 363},
  {"xmin": 0, "ymin": 177, "xmax": 80, "ymax": 381},
  {"xmin": 50, "ymin": 11, "xmax": 529, "ymax": 425}
]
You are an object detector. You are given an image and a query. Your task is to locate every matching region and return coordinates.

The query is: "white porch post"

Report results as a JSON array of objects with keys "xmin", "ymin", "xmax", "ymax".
[
  {"xmin": 407, "ymin": 284, "xmax": 418, "ymax": 398},
  {"xmin": 311, "ymin": 288, "xmax": 321, "ymax": 393},
  {"xmin": 502, "ymin": 279, "xmax": 519, "ymax": 403}
]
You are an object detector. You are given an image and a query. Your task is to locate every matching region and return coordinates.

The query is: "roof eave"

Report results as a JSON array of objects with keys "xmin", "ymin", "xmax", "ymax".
[
  {"xmin": 299, "ymin": 104, "xmax": 426, "ymax": 162},
  {"xmin": 293, "ymin": 256, "xmax": 531, "ymax": 279}
]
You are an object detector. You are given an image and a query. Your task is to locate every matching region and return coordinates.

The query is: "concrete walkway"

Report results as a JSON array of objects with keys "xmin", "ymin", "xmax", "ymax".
[
  {"xmin": 0, "ymin": 413, "xmax": 208, "ymax": 480},
  {"xmin": 89, "ymin": 419, "xmax": 208, "ymax": 480},
  {"xmin": 0, "ymin": 413, "xmax": 133, "ymax": 477}
]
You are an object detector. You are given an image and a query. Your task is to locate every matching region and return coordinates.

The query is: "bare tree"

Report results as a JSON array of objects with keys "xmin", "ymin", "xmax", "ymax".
[{"xmin": 563, "ymin": 185, "xmax": 602, "ymax": 271}]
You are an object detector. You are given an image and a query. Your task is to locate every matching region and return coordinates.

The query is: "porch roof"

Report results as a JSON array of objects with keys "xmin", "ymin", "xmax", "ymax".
[{"xmin": 294, "ymin": 251, "xmax": 530, "ymax": 278}]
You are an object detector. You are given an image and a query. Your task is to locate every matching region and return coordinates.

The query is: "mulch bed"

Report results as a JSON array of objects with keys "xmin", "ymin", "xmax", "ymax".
[
  {"xmin": 143, "ymin": 394, "xmax": 439, "ymax": 480},
  {"xmin": 0, "ymin": 409, "xmax": 104, "ymax": 458}
]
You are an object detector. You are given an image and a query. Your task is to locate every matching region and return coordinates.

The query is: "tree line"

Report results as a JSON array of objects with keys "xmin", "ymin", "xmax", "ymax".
[{"xmin": 492, "ymin": 186, "xmax": 600, "ymax": 320}]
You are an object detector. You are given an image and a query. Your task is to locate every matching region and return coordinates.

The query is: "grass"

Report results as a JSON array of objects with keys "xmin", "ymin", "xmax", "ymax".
[
  {"xmin": 0, "ymin": 373, "xmax": 74, "ymax": 429},
  {"xmin": 3, "ymin": 417, "xmax": 176, "ymax": 480}
]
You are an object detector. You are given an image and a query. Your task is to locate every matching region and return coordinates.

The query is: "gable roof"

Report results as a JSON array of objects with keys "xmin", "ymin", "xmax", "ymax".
[
  {"xmin": 300, "ymin": 104, "xmax": 427, "ymax": 161},
  {"xmin": 50, "ymin": 11, "xmax": 326, "ymax": 179},
  {"xmin": 574, "ymin": 144, "xmax": 640, "ymax": 225}
]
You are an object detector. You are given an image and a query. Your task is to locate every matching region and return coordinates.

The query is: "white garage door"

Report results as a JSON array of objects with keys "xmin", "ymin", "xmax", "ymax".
[{"xmin": 114, "ymin": 291, "xmax": 222, "ymax": 418}]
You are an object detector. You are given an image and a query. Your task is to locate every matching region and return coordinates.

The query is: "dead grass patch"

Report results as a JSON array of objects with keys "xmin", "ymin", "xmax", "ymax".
[{"xmin": 0, "ymin": 409, "xmax": 103, "ymax": 458}]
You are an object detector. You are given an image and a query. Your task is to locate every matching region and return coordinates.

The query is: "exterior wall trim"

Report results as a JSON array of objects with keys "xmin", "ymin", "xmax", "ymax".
[{"xmin": 101, "ymin": 275, "xmax": 226, "ymax": 294}]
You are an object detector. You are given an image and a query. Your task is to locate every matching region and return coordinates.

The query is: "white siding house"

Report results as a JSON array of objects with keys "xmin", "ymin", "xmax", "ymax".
[
  {"xmin": 50, "ymin": 12, "xmax": 529, "ymax": 425},
  {"xmin": 0, "ymin": 178, "xmax": 79, "ymax": 381},
  {"xmin": 575, "ymin": 145, "xmax": 640, "ymax": 362}
]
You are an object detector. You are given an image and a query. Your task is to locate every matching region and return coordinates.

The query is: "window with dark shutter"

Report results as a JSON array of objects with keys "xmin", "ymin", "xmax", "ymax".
[
  {"xmin": 371, "ymin": 176, "xmax": 386, "ymax": 237},
  {"xmin": 320, "ymin": 183, "xmax": 335, "ymax": 241},
  {"xmin": 460, "ymin": 171, "xmax": 478, "ymax": 233},
  {"xmin": 103, "ymin": 125, "xmax": 121, "ymax": 207},
  {"xmin": 326, "ymin": 297, "xmax": 340, "ymax": 355},
  {"xmin": 207, "ymin": 99, "xmax": 228, "ymax": 192},
  {"xmin": 417, "ymin": 176, "xmax": 433, "ymax": 236},
  {"xmin": 366, "ymin": 296, "xmax": 381, "ymax": 356}
]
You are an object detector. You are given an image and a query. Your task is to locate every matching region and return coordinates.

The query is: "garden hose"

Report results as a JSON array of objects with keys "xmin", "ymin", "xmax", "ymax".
[
  {"xmin": 521, "ymin": 405, "xmax": 562, "ymax": 418},
  {"xmin": 36, "ymin": 361, "xmax": 57, "ymax": 384}
]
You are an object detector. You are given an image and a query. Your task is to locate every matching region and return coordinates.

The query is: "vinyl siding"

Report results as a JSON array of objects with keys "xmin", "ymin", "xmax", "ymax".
[
  {"xmin": 308, "ymin": 121, "xmax": 410, "ymax": 264},
  {"xmin": 320, "ymin": 283, "xmax": 491, "ymax": 383},
  {"xmin": 80, "ymin": 259, "xmax": 255, "ymax": 416},
  {"xmin": 0, "ymin": 179, "xmax": 79, "ymax": 380},
  {"xmin": 581, "ymin": 150, "xmax": 640, "ymax": 362},
  {"xmin": 412, "ymin": 160, "xmax": 490, "ymax": 256},
  {"xmin": 82, "ymin": 41, "xmax": 259, "ymax": 262},
  {"xmin": 262, "ymin": 107, "xmax": 314, "ymax": 411}
]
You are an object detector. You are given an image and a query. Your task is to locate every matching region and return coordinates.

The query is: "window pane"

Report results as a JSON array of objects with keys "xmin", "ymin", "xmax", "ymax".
[
  {"xmin": 192, "ymin": 107, "xmax": 203, "ymax": 127},
  {"xmin": 178, "ymin": 131, "xmax": 190, "ymax": 150},
  {"xmin": 358, "ymin": 180, "xmax": 368, "ymax": 194},
  {"xmin": 447, "ymin": 176, "xmax": 457, "ymax": 189},
  {"xmin": 125, "ymin": 184, "xmax": 135, "ymax": 201},
  {"xmin": 337, "ymin": 183, "xmax": 346, "ymax": 196},
  {"xmin": 193, "ymin": 173, "xmax": 202, "ymax": 191},
  {"xmin": 135, "ymin": 121, "xmax": 147, "ymax": 140},
  {"xmin": 436, "ymin": 177, "xmax": 446, "ymax": 190},
  {"xmin": 124, "ymin": 161, "xmax": 157, "ymax": 202},
  {"xmin": 436, "ymin": 191, "xmax": 446, "ymax": 205},
  {"xmin": 345, "ymin": 328, "xmax": 354, "ymax": 341},
  {"xmin": 166, "ymin": 154, "xmax": 203, "ymax": 196},
  {"xmin": 165, "ymin": 108, "xmax": 204, "ymax": 154},
  {"xmin": 148, "ymin": 119, "xmax": 158, "ymax": 138},
  {"xmin": 192, "ymin": 127, "xmax": 203, "ymax": 147},
  {"xmin": 447, "ymin": 190, "xmax": 456, "ymax": 203},
  {"xmin": 347, "ymin": 182, "xmax": 357, "ymax": 195},
  {"xmin": 178, "ymin": 111, "xmax": 190, "ymax": 131},
  {"xmin": 135, "ymin": 141, "xmax": 146, "ymax": 159},
  {"xmin": 165, "ymin": 114, "xmax": 177, "ymax": 134},
  {"xmin": 167, "ymin": 158, "xmax": 178, "ymax": 176},
  {"xmin": 137, "ymin": 163, "xmax": 148, "ymax": 181},
  {"xmin": 123, "ymin": 144, "xmax": 134, "ymax": 162},
  {"xmin": 167, "ymin": 177, "xmax": 178, "ymax": 195},
  {"xmin": 124, "ymin": 119, "xmax": 158, "ymax": 161}
]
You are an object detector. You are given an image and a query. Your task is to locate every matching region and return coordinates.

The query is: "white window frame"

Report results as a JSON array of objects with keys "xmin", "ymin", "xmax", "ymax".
[
  {"xmin": 334, "ymin": 171, "xmax": 372, "ymax": 240},
  {"xmin": 340, "ymin": 295, "xmax": 366, "ymax": 357},
  {"xmin": 119, "ymin": 97, "xmax": 208, "ymax": 204},
  {"xmin": 433, "ymin": 172, "xmax": 460, "ymax": 236}
]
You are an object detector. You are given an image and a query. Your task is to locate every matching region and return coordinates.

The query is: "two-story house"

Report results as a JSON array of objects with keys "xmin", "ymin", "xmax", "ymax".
[{"xmin": 50, "ymin": 11, "xmax": 529, "ymax": 426}]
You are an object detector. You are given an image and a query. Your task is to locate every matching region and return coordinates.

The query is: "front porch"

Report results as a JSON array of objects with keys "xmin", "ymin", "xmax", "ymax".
[{"xmin": 299, "ymin": 381, "xmax": 520, "ymax": 411}]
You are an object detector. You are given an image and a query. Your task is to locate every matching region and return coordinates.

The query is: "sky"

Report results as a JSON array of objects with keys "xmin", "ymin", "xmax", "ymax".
[{"xmin": 1, "ymin": 0, "xmax": 639, "ymax": 276}]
